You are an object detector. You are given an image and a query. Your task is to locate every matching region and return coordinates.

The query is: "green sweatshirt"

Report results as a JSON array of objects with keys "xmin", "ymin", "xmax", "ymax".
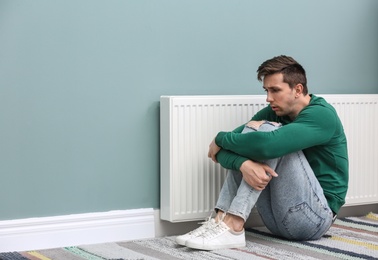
[{"xmin": 215, "ymin": 94, "xmax": 348, "ymax": 214}]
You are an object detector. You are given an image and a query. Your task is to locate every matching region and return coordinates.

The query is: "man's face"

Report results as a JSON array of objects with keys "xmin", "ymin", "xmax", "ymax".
[{"xmin": 263, "ymin": 73, "xmax": 297, "ymax": 119}]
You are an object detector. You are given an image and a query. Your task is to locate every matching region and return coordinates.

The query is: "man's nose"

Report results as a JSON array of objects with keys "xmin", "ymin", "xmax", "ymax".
[{"xmin": 266, "ymin": 93, "xmax": 273, "ymax": 103}]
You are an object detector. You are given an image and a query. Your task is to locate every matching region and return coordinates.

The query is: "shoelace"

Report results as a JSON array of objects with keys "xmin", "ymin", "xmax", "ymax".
[
  {"xmin": 188, "ymin": 216, "xmax": 215, "ymax": 235},
  {"xmin": 199, "ymin": 222, "xmax": 228, "ymax": 239}
]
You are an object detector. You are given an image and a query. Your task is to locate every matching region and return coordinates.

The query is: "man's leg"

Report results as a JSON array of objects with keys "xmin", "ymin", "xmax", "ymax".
[
  {"xmin": 256, "ymin": 148, "xmax": 334, "ymax": 240},
  {"xmin": 214, "ymin": 125, "xmax": 262, "ymax": 223},
  {"xmin": 247, "ymin": 122, "xmax": 335, "ymax": 240}
]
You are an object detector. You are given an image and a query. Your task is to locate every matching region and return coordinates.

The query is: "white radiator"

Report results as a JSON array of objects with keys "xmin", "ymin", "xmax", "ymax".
[{"xmin": 160, "ymin": 94, "xmax": 378, "ymax": 222}]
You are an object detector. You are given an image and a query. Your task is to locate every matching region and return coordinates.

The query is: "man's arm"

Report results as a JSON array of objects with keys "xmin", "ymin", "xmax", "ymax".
[
  {"xmin": 209, "ymin": 106, "xmax": 277, "ymax": 168},
  {"xmin": 215, "ymin": 106, "xmax": 337, "ymax": 161},
  {"xmin": 213, "ymin": 146, "xmax": 278, "ymax": 190}
]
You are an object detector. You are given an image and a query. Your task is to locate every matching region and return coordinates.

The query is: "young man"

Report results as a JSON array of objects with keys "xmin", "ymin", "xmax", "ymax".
[{"xmin": 176, "ymin": 55, "xmax": 349, "ymax": 250}]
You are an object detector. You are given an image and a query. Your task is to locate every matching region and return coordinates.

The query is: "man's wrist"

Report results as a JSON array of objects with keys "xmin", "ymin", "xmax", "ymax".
[{"xmin": 237, "ymin": 158, "xmax": 249, "ymax": 172}]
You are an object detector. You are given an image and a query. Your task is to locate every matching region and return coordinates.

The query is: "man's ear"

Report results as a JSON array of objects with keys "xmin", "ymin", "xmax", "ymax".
[{"xmin": 294, "ymin": 84, "xmax": 304, "ymax": 97}]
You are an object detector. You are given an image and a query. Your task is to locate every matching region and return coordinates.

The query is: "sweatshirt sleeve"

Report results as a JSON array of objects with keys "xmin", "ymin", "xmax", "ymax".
[
  {"xmin": 214, "ymin": 107, "xmax": 277, "ymax": 169},
  {"xmin": 214, "ymin": 106, "xmax": 279, "ymax": 169},
  {"xmin": 215, "ymin": 105, "xmax": 337, "ymax": 161},
  {"xmin": 215, "ymin": 149, "xmax": 249, "ymax": 170},
  {"xmin": 214, "ymin": 123, "xmax": 248, "ymax": 170}
]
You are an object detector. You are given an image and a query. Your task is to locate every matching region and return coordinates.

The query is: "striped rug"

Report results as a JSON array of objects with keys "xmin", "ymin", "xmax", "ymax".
[{"xmin": 1, "ymin": 212, "xmax": 377, "ymax": 260}]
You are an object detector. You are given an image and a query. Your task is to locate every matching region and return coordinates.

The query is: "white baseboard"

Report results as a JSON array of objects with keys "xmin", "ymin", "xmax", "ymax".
[{"xmin": 0, "ymin": 208, "xmax": 155, "ymax": 253}]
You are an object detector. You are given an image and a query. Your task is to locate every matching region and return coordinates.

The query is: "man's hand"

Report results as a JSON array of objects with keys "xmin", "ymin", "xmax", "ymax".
[
  {"xmin": 208, "ymin": 138, "xmax": 221, "ymax": 163},
  {"xmin": 245, "ymin": 120, "xmax": 266, "ymax": 130},
  {"xmin": 240, "ymin": 160, "xmax": 278, "ymax": 190},
  {"xmin": 246, "ymin": 120, "xmax": 280, "ymax": 129}
]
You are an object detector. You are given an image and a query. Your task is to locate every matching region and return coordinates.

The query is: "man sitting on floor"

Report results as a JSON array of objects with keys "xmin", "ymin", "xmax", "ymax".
[{"xmin": 176, "ymin": 55, "xmax": 349, "ymax": 250}]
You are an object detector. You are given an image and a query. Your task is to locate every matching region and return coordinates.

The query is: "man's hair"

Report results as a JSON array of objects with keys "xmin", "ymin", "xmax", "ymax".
[{"xmin": 257, "ymin": 55, "xmax": 308, "ymax": 95}]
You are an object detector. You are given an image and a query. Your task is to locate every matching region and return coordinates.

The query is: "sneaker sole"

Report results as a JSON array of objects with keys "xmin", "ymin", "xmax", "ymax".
[{"xmin": 185, "ymin": 241, "xmax": 246, "ymax": 251}]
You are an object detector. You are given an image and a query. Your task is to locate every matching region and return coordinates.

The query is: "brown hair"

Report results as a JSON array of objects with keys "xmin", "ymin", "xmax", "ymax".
[{"xmin": 257, "ymin": 55, "xmax": 308, "ymax": 95}]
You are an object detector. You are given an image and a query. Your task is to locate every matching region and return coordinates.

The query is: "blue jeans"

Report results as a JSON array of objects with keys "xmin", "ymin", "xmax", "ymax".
[{"xmin": 215, "ymin": 122, "xmax": 334, "ymax": 240}]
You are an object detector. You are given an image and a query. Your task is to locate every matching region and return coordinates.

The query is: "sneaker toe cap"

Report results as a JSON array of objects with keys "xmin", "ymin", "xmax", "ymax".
[{"xmin": 176, "ymin": 235, "xmax": 190, "ymax": 246}]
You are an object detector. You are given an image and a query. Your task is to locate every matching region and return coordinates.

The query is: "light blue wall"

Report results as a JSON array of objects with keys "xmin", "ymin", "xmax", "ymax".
[{"xmin": 0, "ymin": 0, "xmax": 377, "ymax": 220}]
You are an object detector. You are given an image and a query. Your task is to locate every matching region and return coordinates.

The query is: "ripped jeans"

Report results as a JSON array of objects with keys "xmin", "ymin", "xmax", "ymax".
[{"xmin": 215, "ymin": 121, "xmax": 334, "ymax": 240}]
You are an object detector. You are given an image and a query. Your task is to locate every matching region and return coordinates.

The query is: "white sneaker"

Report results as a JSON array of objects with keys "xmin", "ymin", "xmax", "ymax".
[
  {"xmin": 185, "ymin": 220, "xmax": 246, "ymax": 250},
  {"xmin": 175, "ymin": 218, "xmax": 217, "ymax": 246}
]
